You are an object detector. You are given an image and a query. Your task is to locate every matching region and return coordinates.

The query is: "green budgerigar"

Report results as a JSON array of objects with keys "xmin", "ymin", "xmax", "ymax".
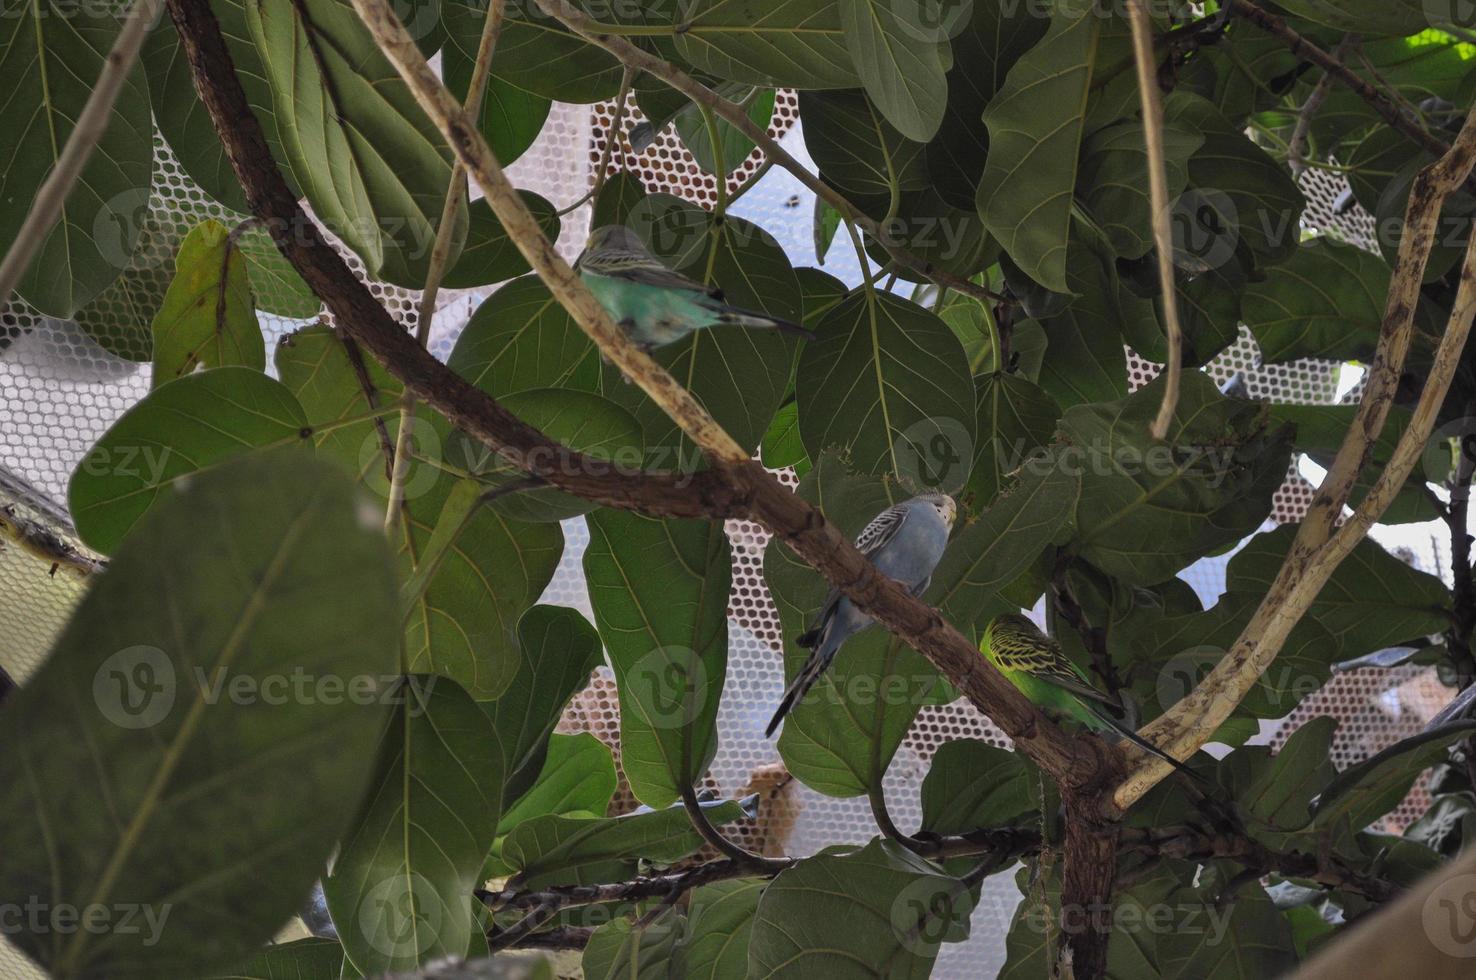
[
  {"xmin": 574, "ymin": 225, "xmax": 815, "ymax": 351},
  {"xmin": 981, "ymin": 613, "xmax": 1197, "ymax": 773}
]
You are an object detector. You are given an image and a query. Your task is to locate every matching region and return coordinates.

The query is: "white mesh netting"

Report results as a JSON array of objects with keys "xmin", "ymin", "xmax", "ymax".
[{"xmin": 0, "ymin": 92, "xmax": 1461, "ymax": 979}]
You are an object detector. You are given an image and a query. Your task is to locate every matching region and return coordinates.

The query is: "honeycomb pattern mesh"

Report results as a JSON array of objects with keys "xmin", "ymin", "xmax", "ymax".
[{"xmin": 0, "ymin": 86, "xmax": 1462, "ymax": 977}]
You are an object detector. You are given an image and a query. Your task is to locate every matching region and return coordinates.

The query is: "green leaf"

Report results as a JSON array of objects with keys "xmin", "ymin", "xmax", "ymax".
[
  {"xmin": 484, "ymin": 607, "xmax": 604, "ymax": 807},
  {"xmin": 676, "ymin": 89, "xmax": 777, "ymax": 176},
  {"xmin": 400, "ymin": 474, "xmax": 565, "ymax": 701},
  {"xmin": 978, "ymin": 4, "xmax": 1102, "ymax": 293},
  {"xmin": 684, "ymin": 880, "xmax": 764, "ymax": 980},
  {"xmin": 1064, "ymin": 372, "xmax": 1293, "ymax": 586},
  {"xmin": 0, "ymin": 0, "xmax": 153, "ymax": 316},
  {"xmin": 748, "ymin": 839, "xmax": 972, "ymax": 978},
  {"xmin": 1242, "ymin": 239, "xmax": 1391, "ymax": 363},
  {"xmin": 762, "ymin": 400, "xmax": 807, "ymax": 470},
  {"xmin": 968, "ymin": 373, "xmax": 1061, "ymax": 507},
  {"xmin": 1078, "ymin": 120, "xmax": 1204, "ymax": 260},
  {"xmin": 443, "ymin": 194, "xmax": 562, "ymax": 290},
  {"xmin": 838, "ymin": 0, "xmax": 949, "ymax": 142},
  {"xmin": 797, "ymin": 291, "xmax": 976, "ymax": 487},
  {"xmin": 448, "ymin": 276, "xmax": 600, "ymax": 400},
  {"xmin": 1274, "ymin": 0, "xmax": 1429, "ymax": 35},
  {"xmin": 247, "ymin": 0, "xmax": 466, "ymax": 285},
  {"xmin": 274, "ymin": 323, "xmax": 408, "ymax": 487},
  {"xmin": 1155, "ymin": 883, "xmax": 1296, "ymax": 980},
  {"xmin": 1314, "ymin": 721, "xmax": 1476, "ymax": 834},
  {"xmin": 920, "ymin": 739, "xmax": 1035, "ymax": 834},
  {"xmin": 68, "ymin": 368, "xmax": 312, "ymax": 554},
  {"xmin": 0, "ymin": 453, "xmax": 398, "ymax": 979},
  {"xmin": 1227, "ymin": 525, "xmax": 1450, "ymax": 659},
  {"xmin": 1228, "ymin": 715, "xmax": 1339, "ymax": 846},
  {"xmin": 236, "ymin": 224, "xmax": 321, "ymax": 318},
  {"xmin": 676, "ymin": 0, "xmax": 861, "ymax": 90},
  {"xmin": 926, "ymin": 0, "xmax": 1048, "ymax": 210},
  {"xmin": 207, "ymin": 938, "xmax": 344, "ymax": 979},
  {"xmin": 486, "ymin": 733, "xmax": 617, "ymax": 878},
  {"xmin": 928, "ymin": 460, "xmax": 1080, "ymax": 636},
  {"xmin": 443, "ymin": 49, "xmax": 551, "ymax": 166},
  {"xmin": 764, "ymin": 457, "xmax": 952, "ymax": 797},
  {"xmin": 326, "ymin": 676, "xmax": 501, "ymax": 974},
  {"xmin": 501, "ymin": 800, "xmax": 751, "ymax": 889},
  {"xmin": 150, "ymin": 220, "xmax": 265, "ymax": 388},
  {"xmin": 582, "ymin": 913, "xmax": 685, "ymax": 980},
  {"xmin": 145, "ymin": 0, "xmax": 294, "ymax": 214},
  {"xmin": 799, "ymin": 88, "xmax": 929, "ymax": 202},
  {"xmin": 584, "ymin": 510, "xmax": 731, "ymax": 807},
  {"xmin": 1029, "ymin": 244, "xmax": 1129, "ymax": 409},
  {"xmin": 444, "ymin": 0, "xmax": 624, "ymax": 102},
  {"xmin": 602, "ymin": 204, "xmax": 803, "ymax": 461}
]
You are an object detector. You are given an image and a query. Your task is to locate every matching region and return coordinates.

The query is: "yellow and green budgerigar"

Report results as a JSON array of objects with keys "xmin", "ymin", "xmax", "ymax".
[{"xmin": 981, "ymin": 613, "xmax": 1197, "ymax": 773}]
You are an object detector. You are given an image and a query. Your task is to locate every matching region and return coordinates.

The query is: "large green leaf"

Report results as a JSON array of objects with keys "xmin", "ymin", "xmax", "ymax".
[
  {"xmin": 443, "ymin": 194, "xmax": 561, "ymax": 290},
  {"xmin": 0, "ymin": 453, "xmax": 398, "ymax": 979},
  {"xmin": 919, "ymin": 738, "xmax": 1035, "ymax": 834},
  {"xmin": 838, "ymin": 0, "xmax": 949, "ymax": 142},
  {"xmin": 325, "ymin": 676, "xmax": 501, "ymax": 974},
  {"xmin": 1028, "ymin": 243, "xmax": 1129, "ymax": 409},
  {"xmin": 748, "ymin": 840, "xmax": 971, "ymax": 978},
  {"xmin": 675, "ymin": 88, "xmax": 777, "ymax": 176},
  {"xmin": 684, "ymin": 879, "xmax": 765, "ymax": 980},
  {"xmin": 442, "ymin": 42, "xmax": 550, "ymax": 165},
  {"xmin": 485, "ymin": 733, "xmax": 617, "ymax": 878},
  {"xmin": 68, "ymin": 368, "xmax": 311, "ymax": 554},
  {"xmin": 1078, "ymin": 120, "xmax": 1203, "ymax": 260},
  {"xmin": 144, "ymin": 0, "xmax": 293, "ymax": 214},
  {"xmin": 927, "ymin": 460, "xmax": 1080, "ymax": 636},
  {"xmin": 501, "ymin": 800, "xmax": 751, "ymax": 889},
  {"xmin": 1226, "ymin": 525, "xmax": 1450, "ymax": 659},
  {"xmin": 1155, "ymin": 882, "xmax": 1297, "ymax": 980},
  {"xmin": 799, "ymin": 88, "xmax": 929, "ymax": 201},
  {"xmin": 1222, "ymin": 715, "xmax": 1338, "ymax": 847},
  {"xmin": 0, "ymin": 0, "xmax": 153, "ymax": 316},
  {"xmin": 797, "ymin": 291, "xmax": 975, "ymax": 487},
  {"xmin": 1275, "ymin": 0, "xmax": 1429, "ymax": 35},
  {"xmin": 1064, "ymin": 372, "xmax": 1293, "ymax": 586},
  {"xmin": 150, "ymin": 220, "xmax": 265, "ymax": 388},
  {"xmin": 926, "ymin": 0, "xmax": 1048, "ymax": 210},
  {"xmin": 483, "ymin": 606, "xmax": 604, "ymax": 807},
  {"xmin": 447, "ymin": 276, "xmax": 600, "ymax": 400},
  {"xmin": 584, "ymin": 510, "xmax": 731, "ymax": 807},
  {"xmin": 583, "ymin": 914, "xmax": 685, "ymax": 980},
  {"xmin": 765, "ymin": 457, "xmax": 953, "ymax": 797},
  {"xmin": 444, "ymin": 0, "xmax": 624, "ymax": 102},
  {"xmin": 1242, "ymin": 239, "xmax": 1391, "ymax": 363},
  {"xmin": 676, "ymin": 0, "xmax": 861, "ymax": 90},
  {"xmin": 237, "ymin": 223, "xmax": 321, "ymax": 318},
  {"xmin": 400, "ymin": 474, "xmax": 565, "ymax": 701},
  {"xmin": 978, "ymin": 4, "xmax": 1102, "ymax": 293},
  {"xmin": 207, "ymin": 938, "xmax": 344, "ymax": 979},
  {"xmin": 247, "ymin": 0, "xmax": 466, "ymax": 285},
  {"xmin": 968, "ymin": 373, "xmax": 1061, "ymax": 507},
  {"xmin": 602, "ymin": 204, "xmax": 803, "ymax": 462}
]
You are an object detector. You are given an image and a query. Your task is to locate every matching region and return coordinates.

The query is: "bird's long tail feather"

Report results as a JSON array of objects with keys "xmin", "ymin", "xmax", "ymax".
[
  {"xmin": 766, "ymin": 641, "xmax": 835, "ymax": 737},
  {"xmin": 718, "ymin": 307, "xmax": 816, "ymax": 340},
  {"xmin": 1092, "ymin": 705, "xmax": 1208, "ymax": 783}
]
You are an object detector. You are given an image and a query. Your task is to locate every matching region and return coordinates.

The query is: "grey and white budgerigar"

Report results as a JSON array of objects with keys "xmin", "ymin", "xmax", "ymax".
[
  {"xmin": 574, "ymin": 225, "xmax": 815, "ymax": 351},
  {"xmin": 767, "ymin": 493, "xmax": 957, "ymax": 736}
]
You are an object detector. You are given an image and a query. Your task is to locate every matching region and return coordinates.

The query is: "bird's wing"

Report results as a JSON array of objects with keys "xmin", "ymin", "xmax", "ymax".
[
  {"xmin": 577, "ymin": 245, "xmax": 716, "ymax": 294},
  {"xmin": 805, "ymin": 502, "xmax": 913, "ymax": 637},
  {"xmin": 993, "ymin": 628, "xmax": 1121, "ymax": 709}
]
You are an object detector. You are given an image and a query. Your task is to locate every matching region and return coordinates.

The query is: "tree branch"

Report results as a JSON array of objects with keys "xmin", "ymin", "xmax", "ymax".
[
  {"xmin": 0, "ymin": 0, "xmax": 163, "ymax": 308},
  {"xmin": 532, "ymin": 0, "xmax": 1009, "ymax": 310},
  {"xmin": 350, "ymin": 0, "xmax": 751, "ymax": 465},
  {"xmin": 1288, "ymin": 35, "xmax": 1360, "ymax": 180},
  {"xmin": 1125, "ymin": 0, "xmax": 1184, "ymax": 442},
  {"xmin": 1115, "ymin": 103, "xmax": 1476, "ymax": 810},
  {"xmin": 1230, "ymin": 1, "xmax": 1452, "ymax": 162}
]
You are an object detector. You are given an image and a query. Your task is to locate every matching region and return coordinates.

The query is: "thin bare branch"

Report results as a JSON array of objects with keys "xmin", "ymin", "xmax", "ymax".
[
  {"xmin": 1288, "ymin": 35, "xmax": 1359, "ymax": 180},
  {"xmin": 1124, "ymin": 0, "xmax": 1183, "ymax": 441},
  {"xmin": 0, "ymin": 0, "xmax": 163, "ymax": 308}
]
